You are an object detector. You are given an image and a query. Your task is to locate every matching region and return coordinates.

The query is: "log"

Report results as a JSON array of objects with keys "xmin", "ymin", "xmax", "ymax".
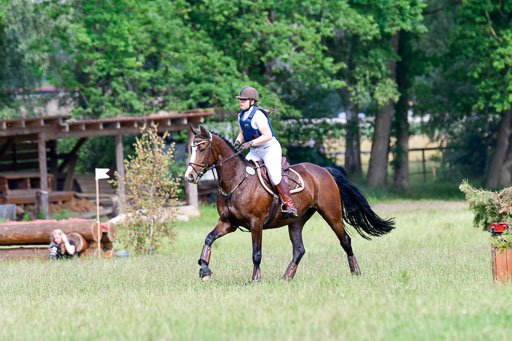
[
  {"xmin": 100, "ymin": 222, "xmax": 117, "ymax": 243},
  {"xmin": 80, "ymin": 247, "xmax": 104, "ymax": 258},
  {"xmin": 67, "ymin": 232, "xmax": 88, "ymax": 253},
  {"xmin": 104, "ymin": 248, "xmax": 116, "ymax": 259},
  {"xmin": 0, "ymin": 219, "xmax": 101, "ymax": 245},
  {"xmin": 0, "ymin": 247, "xmax": 48, "ymax": 260},
  {"xmin": 88, "ymin": 241, "xmax": 113, "ymax": 249}
]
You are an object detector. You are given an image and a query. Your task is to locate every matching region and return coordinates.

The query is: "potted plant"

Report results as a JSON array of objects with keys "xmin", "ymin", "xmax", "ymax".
[{"xmin": 459, "ymin": 181, "xmax": 512, "ymax": 283}]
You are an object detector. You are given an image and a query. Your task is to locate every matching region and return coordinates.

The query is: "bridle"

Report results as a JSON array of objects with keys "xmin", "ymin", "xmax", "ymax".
[{"xmin": 188, "ymin": 134, "xmax": 247, "ymax": 198}]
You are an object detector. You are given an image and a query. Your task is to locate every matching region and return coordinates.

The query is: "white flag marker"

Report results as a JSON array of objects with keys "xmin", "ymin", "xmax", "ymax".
[
  {"xmin": 95, "ymin": 168, "xmax": 110, "ymax": 180},
  {"xmin": 95, "ymin": 168, "xmax": 109, "ymax": 258}
]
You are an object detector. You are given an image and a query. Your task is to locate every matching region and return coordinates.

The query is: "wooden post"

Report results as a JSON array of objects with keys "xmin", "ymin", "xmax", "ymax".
[
  {"xmin": 185, "ymin": 128, "xmax": 198, "ymax": 208},
  {"xmin": 115, "ymin": 134, "xmax": 125, "ymax": 208},
  {"xmin": 38, "ymin": 132, "xmax": 49, "ymax": 218},
  {"xmin": 48, "ymin": 140, "xmax": 58, "ymax": 190},
  {"xmin": 422, "ymin": 149, "xmax": 426, "ymax": 182},
  {"xmin": 96, "ymin": 177, "xmax": 101, "ymax": 258},
  {"xmin": 12, "ymin": 142, "xmax": 17, "ymax": 171}
]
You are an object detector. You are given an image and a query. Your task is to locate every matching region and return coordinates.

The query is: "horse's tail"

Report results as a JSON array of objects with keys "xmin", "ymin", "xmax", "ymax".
[{"xmin": 325, "ymin": 167, "xmax": 395, "ymax": 240}]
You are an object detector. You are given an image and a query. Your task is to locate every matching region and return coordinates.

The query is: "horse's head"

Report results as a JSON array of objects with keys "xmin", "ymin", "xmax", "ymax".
[{"xmin": 185, "ymin": 125, "xmax": 215, "ymax": 184}]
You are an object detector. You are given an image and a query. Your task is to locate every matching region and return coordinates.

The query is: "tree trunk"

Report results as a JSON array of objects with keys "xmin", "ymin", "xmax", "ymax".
[
  {"xmin": 344, "ymin": 101, "xmax": 362, "ymax": 175},
  {"xmin": 367, "ymin": 32, "xmax": 400, "ymax": 188},
  {"xmin": 485, "ymin": 110, "xmax": 512, "ymax": 188},
  {"xmin": 393, "ymin": 30, "xmax": 410, "ymax": 189},
  {"xmin": 499, "ymin": 133, "xmax": 512, "ymax": 187}
]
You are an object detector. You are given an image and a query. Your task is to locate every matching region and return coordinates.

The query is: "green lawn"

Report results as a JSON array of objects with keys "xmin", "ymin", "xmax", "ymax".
[{"xmin": 1, "ymin": 204, "xmax": 511, "ymax": 340}]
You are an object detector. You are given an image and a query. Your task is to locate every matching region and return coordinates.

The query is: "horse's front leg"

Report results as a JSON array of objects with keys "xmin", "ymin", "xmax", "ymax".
[
  {"xmin": 251, "ymin": 227, "xmax": 263, "ymax": 282},
  {"xmin": 198, "ymin": 219, "xmax": 236, "ymax": 281}
]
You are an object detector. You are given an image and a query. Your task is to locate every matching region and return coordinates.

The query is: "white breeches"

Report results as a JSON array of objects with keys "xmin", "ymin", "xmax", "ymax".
[{"xmin": 246, "ymin": 138, "xmax": 282, "ymax": 185}]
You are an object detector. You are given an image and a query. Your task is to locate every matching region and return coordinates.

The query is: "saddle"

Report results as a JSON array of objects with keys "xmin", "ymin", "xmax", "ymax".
[
  {"xmin": 249, "ymin": 157, "xmax": 305, "ymax": 197},
  {"xmin": 247, "ymin": 157, "xmax": 304, "ymax": 227}
]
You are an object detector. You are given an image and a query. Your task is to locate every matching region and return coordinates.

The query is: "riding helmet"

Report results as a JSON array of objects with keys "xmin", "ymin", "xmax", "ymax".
[{"xmin": 236, "ymin": 86, "xmax": 259, "ymax": 103}]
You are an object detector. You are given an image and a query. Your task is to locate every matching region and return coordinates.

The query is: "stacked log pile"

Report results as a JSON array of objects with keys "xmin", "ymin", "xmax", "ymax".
[{"xmin": 0, "ymin": 219, "xmax": 116, "ymax": 259}]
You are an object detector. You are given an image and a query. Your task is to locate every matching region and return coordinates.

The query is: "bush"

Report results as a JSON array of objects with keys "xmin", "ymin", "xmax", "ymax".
[
  {"xmin": 459, "ymin": 180, "xmax": 512, "ymax": 230},
  {"xmin": 112, "ymin": 125, "xmax": 181, "ymax": 254}
]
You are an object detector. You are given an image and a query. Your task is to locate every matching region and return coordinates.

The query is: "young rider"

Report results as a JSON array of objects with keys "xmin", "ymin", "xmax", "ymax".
[{"xmin": 234, "ymin": 86, "xmax": 298, "ymax": 218}]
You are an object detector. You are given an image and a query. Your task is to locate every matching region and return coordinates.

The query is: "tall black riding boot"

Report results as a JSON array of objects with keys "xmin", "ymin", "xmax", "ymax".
[{"xmin": 276, "ymin": 178, "xmax": 298, "ymax": 218}]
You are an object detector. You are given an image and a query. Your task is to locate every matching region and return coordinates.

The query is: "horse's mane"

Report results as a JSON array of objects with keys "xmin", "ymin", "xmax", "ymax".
[{"xmin": 210, "ymin": 131, "xmax": 246, "ymax": 162}]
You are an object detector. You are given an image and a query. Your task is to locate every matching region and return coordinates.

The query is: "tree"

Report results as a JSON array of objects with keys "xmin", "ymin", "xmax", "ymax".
[
  {"xmin": 0, "ymin": 0, "xmax": 48, "ymax": 116},
  {"xmin": 415, "ymin": 0, "xmax": 512, "ymax": 187},
  {"xmin": 113, "ymin": 125, "xmax": 181, "ymax": 255},
  {"xmin": 355, "ymin": 0, "xmax": 426, "ymax": 188},
  {"xmin": 35, "ymin": 0, "xmax": 242, "ymax": 118}
]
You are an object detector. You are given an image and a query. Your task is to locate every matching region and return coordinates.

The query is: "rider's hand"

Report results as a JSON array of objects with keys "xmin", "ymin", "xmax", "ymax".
[
  {"xmin": 240, "ymin": 142, "xmax": 251, "ymax": 150},
  {"xmin": 234, "ymin": 140, "xmax": 241, "ymax": 149}
]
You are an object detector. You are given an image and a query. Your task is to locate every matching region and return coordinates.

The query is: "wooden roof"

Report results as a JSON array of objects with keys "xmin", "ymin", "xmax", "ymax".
[{"xmin": 0, "ymin": 111, "xmax": 213, "ymax": 140}]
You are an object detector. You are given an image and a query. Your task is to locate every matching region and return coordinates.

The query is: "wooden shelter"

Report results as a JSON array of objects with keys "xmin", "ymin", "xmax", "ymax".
[{"xmin": 0, "ymin": 111, "xmax": 213, "ymax": 216}]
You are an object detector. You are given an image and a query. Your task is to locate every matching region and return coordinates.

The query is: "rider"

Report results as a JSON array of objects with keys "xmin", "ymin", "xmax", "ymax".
[{"xmin": 234, "ymin": 86, "xmax": 298, "ymax": 218}]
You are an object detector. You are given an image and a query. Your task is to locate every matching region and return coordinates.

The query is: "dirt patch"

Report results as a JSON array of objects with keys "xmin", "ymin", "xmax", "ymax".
[{"xmin": 371, "ymin": 201, "xmax": 468, "ymax": 212}]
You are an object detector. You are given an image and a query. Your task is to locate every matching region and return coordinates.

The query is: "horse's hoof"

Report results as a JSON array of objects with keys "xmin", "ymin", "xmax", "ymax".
[
  {"xmin": 201, "ymin": 274, "xmax": 212, "ymax": 282},
  {"xmin": 348, "ymin": 256, "xmax": 361, "ymax": 276},
  {"xmin": 199, "ymin": 266, "xmax": 212, "ymax": 280},
  {"xmin": 251, "ymin": 268, "xmax": 261, "ymax": 283}
]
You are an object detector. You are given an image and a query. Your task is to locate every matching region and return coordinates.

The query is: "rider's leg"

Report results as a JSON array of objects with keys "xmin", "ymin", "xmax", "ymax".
[
  {"xmin": 260, "ymin": 142, "xmax": 298, "ymax": 218},
  {"xmin": 275, "ymin": 177, "xmax": 298, "ymax": 218}
]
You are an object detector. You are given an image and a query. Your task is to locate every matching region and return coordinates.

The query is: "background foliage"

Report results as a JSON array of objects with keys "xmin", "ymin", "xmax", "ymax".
[{"xmin": 0, "ymin": 0, "xmax": 511, "ymax": 186}]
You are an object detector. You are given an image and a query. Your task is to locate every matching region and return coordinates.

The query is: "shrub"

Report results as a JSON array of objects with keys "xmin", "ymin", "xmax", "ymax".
[
  {"xmin": 112, "ymin": 125, "xmax": 181, "ymax": 254},
  {"xmin": 459, "ymin": 180, "xmax": 512, "ymax": 231}
]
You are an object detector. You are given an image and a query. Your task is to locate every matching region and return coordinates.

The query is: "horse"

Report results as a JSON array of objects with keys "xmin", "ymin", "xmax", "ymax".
[{"xmin": 185, "ymin": 125, "xmax": 395, "ymax": 282}]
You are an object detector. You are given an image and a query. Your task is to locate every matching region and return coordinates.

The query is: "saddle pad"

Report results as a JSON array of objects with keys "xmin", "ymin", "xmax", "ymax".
[{"xmin": 252, "ymin": 162, "xmax": 305, "ymax": 197}]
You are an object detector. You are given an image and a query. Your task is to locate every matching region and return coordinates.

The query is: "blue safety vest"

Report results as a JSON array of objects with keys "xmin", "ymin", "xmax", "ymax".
[{"xmin": 238, "ymin": 106, "xmax": 276, "ymax": 142}]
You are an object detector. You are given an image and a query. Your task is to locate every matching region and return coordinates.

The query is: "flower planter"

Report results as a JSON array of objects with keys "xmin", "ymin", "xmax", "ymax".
[{"xmin": 491, "ymin": 241, "xmax": 512, "ymax": 283}]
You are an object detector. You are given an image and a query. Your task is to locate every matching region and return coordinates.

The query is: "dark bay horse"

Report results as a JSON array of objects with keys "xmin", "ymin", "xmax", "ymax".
[{"xmin": 185, "ymin": 126, "xmax": 395, "ymax": 282}]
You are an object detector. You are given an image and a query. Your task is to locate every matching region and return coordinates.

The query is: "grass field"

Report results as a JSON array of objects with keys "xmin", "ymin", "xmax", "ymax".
[{"xmin": 2, "ymin": 203, "xmax": 511, "ymax": 340}]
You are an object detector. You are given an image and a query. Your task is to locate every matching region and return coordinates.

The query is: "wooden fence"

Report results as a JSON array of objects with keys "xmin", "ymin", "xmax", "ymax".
[{"xmin": 325, "ymin": 146, "xmax": 446, "ymax": 181}]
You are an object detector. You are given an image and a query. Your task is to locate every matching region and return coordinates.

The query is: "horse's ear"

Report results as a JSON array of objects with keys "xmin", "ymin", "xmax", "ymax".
[
  {"xmin": 189, "ymin": 124, "xmax": 199, "ymax": 136},
  {"xmin": 199, "ymin": 125, "xmax": 210, "ymax": 139}
]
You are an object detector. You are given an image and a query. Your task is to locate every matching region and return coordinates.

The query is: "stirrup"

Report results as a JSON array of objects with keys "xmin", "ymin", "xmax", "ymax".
[{"xmin": 281, "ymin": 204, "xmax": 298, "ymax": 218}]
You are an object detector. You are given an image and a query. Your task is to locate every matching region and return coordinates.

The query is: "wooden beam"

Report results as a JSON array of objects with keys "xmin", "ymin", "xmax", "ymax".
[
  {"xmin": 0, "ymin": 138, "xmax": 13, "ymax": 159},
  {"xmin": 0, "ymin": 162, "xmax": 39, "ymax": 172},
  {"xmin": 0, "ymin": 127, "xmax": 44, "ymax": 137},
  {"xmin": 1, "ymin": 141, "xmax": 38, "ymax": 152},
  {"xmin": 50, "ymin": 124, "xmax": 190, "ymax": 139},
  {"xmin": 58, "ymin": 138, "xmax": 87, "ymax": 173},
  {"xmin": 37, "ymin": 132, "xmax": 49, "ymax": 218},
  {"xmin": 115, "ymin": 134, "xmax": 125, "ymax": 204},
  {"xmin": 12, "ymin": 142, "xmax": 17, "ymax": 171},
  {"xmin": 0, "ymin": 151, "xmax": 40, "ymax": 162}
]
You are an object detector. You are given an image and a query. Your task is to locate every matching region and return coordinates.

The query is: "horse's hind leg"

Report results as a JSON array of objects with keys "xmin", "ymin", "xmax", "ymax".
[
  {"xmin": 282, "ymin": 209, "xmax": 315, "ymax": 281},
  {"xmin": 317, "ymin": 205, "xmax": 361, "ymax": 276}
]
